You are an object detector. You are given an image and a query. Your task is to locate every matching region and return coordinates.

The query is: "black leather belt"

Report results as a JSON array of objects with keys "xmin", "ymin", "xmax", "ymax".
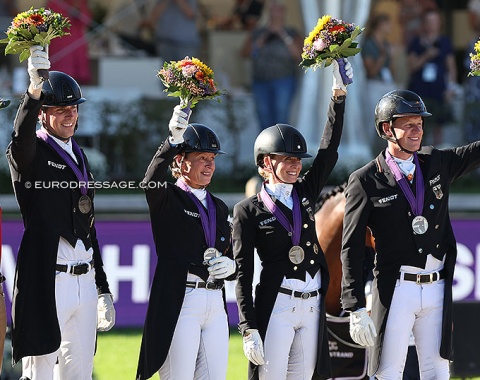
[
  {"xmin": 56, "ymin": 260, "xmax": 94, "ymax": 275},
  {"xmin": 399, "ymin": 269, "xmax": 445, "ymax": 284},
  {"xmin": 279, "ymin": 287, "xmax": 320, "ymax": 300},
  {"xmin": 186, "ymin": 281, "xmax": 224, "ymax": 290}
]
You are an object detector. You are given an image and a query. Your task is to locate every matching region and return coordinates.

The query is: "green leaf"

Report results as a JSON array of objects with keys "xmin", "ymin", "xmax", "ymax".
[{"xmin": 19, "ymin": 49, "xmax": 30, "ymax": 62}]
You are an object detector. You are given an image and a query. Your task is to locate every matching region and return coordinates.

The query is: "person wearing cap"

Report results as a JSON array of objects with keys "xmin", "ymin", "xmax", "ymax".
[
  {"xmin": 5, "ymin": 46, "xmax": 115, "ymax": 379},
  {"xmin": 136, "ymin": 104, "xmax": 237, "ymax": 380},
  {"xmin": 341, "ymin": 89, "xmax": 480, "ymax": 379},
  {"xmin": 232, "ymin": 59, "xmax": 353, "ymax": 379}
]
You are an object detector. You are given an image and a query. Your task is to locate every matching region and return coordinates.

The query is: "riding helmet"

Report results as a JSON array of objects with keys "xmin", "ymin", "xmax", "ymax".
[
  {"xmin": 183, "ymin": 123, "xmax": 226, "ymax": 154},
  {"xmin": 254, "ymin": 124, "xmax": 311, "ymax": 167},
  {"xmin": 374, "ymin": 90, "xmax": 431, "ymax": 139}
]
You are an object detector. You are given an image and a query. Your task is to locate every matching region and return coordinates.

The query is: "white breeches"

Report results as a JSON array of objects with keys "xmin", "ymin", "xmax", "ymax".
[
  {"xmin": 259, "ymin": 292, "xmax": 320, "ymax": 380},
  {"xmin": 159, "ymin": 287, "xmax": 229, "ymax": 380},
  {"xmin": 22, "ymin": 267, "xmax": 98, "ymax": 380},
  {"xmin": 376, "ymin": 278, "xmax": 449, "ymax": 380}
]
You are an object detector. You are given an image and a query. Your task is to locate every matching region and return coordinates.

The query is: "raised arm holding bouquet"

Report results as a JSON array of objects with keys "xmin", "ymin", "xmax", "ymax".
[
  {"xmin": 136, "ymin": 58, "xmax": 236, "ymax": 380},
  {"xmin": 300, "ymin": 15, "xmax": 363, "ymax": 85},
  {"xmin": 0, "ymin": 7, "xmax": 70, "ymax": 80}
]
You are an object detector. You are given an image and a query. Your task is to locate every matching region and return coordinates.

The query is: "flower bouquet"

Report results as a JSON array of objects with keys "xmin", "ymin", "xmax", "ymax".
[
  {"xmin": 468, "ymin": 39, "xmax": 480, "ymax": 76},
  {"xmin": 157, "ymin": 56, "xmax": 223, "ymax": 113},
  {"xmin": 0, "ymin": 7, "xmax": 71, "ymax": 79},
  {"xmin": 300, "ymin": 15, "xmax": 363, "ymax": 84}
]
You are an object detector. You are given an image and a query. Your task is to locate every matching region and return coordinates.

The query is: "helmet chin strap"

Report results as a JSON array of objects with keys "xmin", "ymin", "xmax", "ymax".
[
  {"xmin": 386, "ymin": 122, "xmax": 419, "ymax": 155},
  {"xmin": 265, "ymin": 155, "xmax": 296, "ymax": 184}
]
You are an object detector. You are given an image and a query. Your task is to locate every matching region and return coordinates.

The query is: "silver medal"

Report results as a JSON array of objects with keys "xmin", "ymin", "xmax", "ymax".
[
  {"xmin": 203, "ymin": 247, "xmax": 221, "ymax": 266},
  {"xmin": 288, "ymin": 246, "xmax": 305, "ymax": 264},
  {"xmin": 78, "ymin": 195, "xmax": 92, "ymax": 214},
  {"xmin": 412, "ymin": 216, "xmax": 428, "ymax": 235}
]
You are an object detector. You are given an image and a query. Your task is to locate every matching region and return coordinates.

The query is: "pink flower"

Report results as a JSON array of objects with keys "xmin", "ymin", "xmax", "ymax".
[
  {"xmin": 182, "ymin": 64, "xmax": 196, "ymax": 78},
  {"xmin": 313, "ymin": 38, "xmax": 327, "ymax": 52}
]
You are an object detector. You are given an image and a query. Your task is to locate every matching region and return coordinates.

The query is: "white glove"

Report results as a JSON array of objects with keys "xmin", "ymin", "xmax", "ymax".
[
  {"xmin": 97, "ymin": 293, "xmax": 116, "ymax": 332},
  {"xmin": 349, "ymin": 307, "xmax": 377, "ymax": 346},
  {"xmin": 168, "ymin": 105, "xmax": 191, "ymax": 144},
  {"xmin": 332, "ymin": 58, "xmax": 353, "ymax": 93},
  {"xmin": 243, "ymin": 329, "xmax": 265, "ymax": 365},
  {"xmin": 207, "ymin": 256, "xmax": 236, "ymax": 279},
  {"xmin": 28, "ymin": 45, "xmax": 50, "ymax": 89}
]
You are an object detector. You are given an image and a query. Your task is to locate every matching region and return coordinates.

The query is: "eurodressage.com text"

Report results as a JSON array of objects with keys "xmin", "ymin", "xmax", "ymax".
[{"xmin": 23, "ymin": 180, "xmax": 168, "ymax": 190}]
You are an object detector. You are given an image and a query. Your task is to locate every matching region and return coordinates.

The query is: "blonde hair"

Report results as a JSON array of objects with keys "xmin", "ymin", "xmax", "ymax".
[{"xmin": 170, "ymin": 154, "xmax": 184, "ymax": 179}]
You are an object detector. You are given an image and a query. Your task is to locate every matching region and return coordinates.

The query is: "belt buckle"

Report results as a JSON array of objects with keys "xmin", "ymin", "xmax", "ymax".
[
  {"xmin": 206, "ymin": 281, "xmax": 217, "ymax": 290},
  {"xmin": 416, "ymin": 274, "xmax": 422, "ymax": 284},
  {"xmin": 300, "ymin": 292, "xmax": 311, "ymax": 300},
  {"xmin": 71, "ymin": 263, "xmax": 88, "ymax": 275}
]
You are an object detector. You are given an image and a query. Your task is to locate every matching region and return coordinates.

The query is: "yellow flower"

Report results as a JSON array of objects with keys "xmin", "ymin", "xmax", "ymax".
[
  {"xmin": 304, "ymin": 15, "xmax": 331, "ymax": 46},
  {"xmin": 191, "ymin": 57, "xmax": 213, "ymax": 77},
  {"xmin": 475, "ymin": 39, "xmax": 480, "ymax": 53}
]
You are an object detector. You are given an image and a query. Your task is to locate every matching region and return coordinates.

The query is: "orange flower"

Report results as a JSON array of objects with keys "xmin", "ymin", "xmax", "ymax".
[
  {"xmin": 195, "ymin": 71, "xmax": 204, "ymax": 81},
  {"xmin": 329, "ymin": 25, "xmax": 346, "ymax": 33},
  {"xmin": 28, "ymin": 14, "xmax": 44, "ymax": 25},
  {"xmin": 208, "ymin": 78, "xmax": 215, "ymax": 89}
]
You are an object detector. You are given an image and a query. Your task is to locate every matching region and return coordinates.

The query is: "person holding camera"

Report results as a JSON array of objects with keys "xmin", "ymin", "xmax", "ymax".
[{"xmin": 241, "ymin": 1, "xmax": 303, "ymax": 131}]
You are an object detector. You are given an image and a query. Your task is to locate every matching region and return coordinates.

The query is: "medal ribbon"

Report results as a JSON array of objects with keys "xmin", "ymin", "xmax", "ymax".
[
  {"xmin": 259, "ymin": 184, "xmax": 301, "ymax": 246},
  {"xmin": 385, "ymin": 150, "xmax": 424, "ymax": 216},
  {"xmin": 176, "ymin": 178, "xmax": 217, "ymax": 247},
  {"xmin": 36, "ymin": 130, "xmax": 89, "ymax": 195}
]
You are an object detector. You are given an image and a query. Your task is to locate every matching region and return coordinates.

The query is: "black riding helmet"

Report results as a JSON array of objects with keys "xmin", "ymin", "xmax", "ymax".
[
  {"xmin": 42, "ymin": 71, "xmax": 86, "ymax": 107},
  {"xmin": 254, "ymin": 124, "xmax": 312, "ymax": 167},
  {"xmin": 183, "ymin": 123, "xmax": 226, "ymax": 154},
  {"xmin": 374, "ymin": 89, "xmax": 431, "ymax": 140}
]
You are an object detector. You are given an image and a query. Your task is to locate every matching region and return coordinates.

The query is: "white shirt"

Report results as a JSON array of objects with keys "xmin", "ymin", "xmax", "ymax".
[
  {"xmin": 393, "ymin": 155, "xmax": 415, "ymax": 182},
  {"xmin": 265, "ymin": 182, "xmax": 294, "ymax": 209},
  {"xmin": 43, "ymin": 127, "xmax": 78, "ymax": 164}
]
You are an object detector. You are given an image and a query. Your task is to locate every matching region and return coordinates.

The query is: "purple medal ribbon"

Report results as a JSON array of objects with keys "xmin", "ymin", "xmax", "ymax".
[
  {"xmin": 176, "ymin": 178, "xmax": 217, "ymax": 247},
  {"xmin": 259, "ymin": 184, "xmax": 302, "ymax": 246},
  {"xmin": 36, "ymin": 129, "xmax": 89, "ymax": 195},
  {"xmin": 385, "ymin": 150, "xmax": 424, "ymax": 216}
]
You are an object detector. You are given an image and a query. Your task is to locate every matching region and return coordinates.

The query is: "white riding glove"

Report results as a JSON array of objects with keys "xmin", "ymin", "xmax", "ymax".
[
  {"xmin": 97, "ymin": 293, "xmax": 116, "ymax": 332},
  {"xmin": 28, "ymin": 45, "xmax": 50, "ymax": 89},
  {"xmin": 243, "ymin": 329, "xmax": 265, "ymax": 365},
  {"xmin": 332, "ymin": 58, "xmax": 353, "ymax": 93},
  {"xmin": 207, "ymin": 256, "xmax": 236, "ymax": 279},
  {"xmin": 168, "ymin": 105, "xmax": 191, "ymax": 144},
  {"xmin": 349, "ymin": 307, "xmax": 377, "ymax": 346}
]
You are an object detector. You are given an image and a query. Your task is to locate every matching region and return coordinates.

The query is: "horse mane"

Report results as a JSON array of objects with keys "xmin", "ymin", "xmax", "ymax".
[{"xmin": 314, "ymin": 182, "xmax": 347, "ymax": 214}]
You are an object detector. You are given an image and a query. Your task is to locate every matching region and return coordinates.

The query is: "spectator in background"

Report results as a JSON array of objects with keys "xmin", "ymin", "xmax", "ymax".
[
  {"xmin": 361, "ymin": 13, "xmax": 396, "ymax": 155},
  {"xmin": 218, "ymin": 0, "xmax": 264, "ymax": 31},
  {"xmin": 407, "ymin": 8, "xmax": 458, "ymax": 147},
  {"xmin": 141, "ymin": 0, "xmax": 200, "ymax": 62},
  {"xmin": 47, "ymin": 0, "xmax": 92, "ymax": 85},
  {"xmin": 241, "ymin": 1, "xmax": 302, "ymax": 132},
  {"xmin": 398, "ymin": 0, "xmax": 437, "ymax": 46},
  {"xmin": 464, "ymin": 0, "xmax": 480, "ymax": 144}
]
